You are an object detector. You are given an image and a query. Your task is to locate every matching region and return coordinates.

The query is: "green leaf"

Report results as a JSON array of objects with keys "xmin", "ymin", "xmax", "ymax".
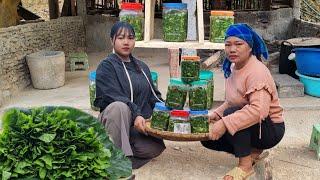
[
  {"xmin": 13, "ymin": 161, "xmax": 32, "ymax": 175},
  {"xmin": 40, "ymin": 155, "xmax": 53, "ymax": 169},
  {"xmin": 39, "ymin": 167, "xmax": 47, "ymax": 179},
  {"xmin": 34, "ymin": 159, "xmax": 44, "ymax": 168},
  {"xmin": 38, "ymin": 133, "xmax": 56, "ymax": 143},
  {"xmin": 2, "ymin": 171, "xmax": 11, "ymax": 180}
]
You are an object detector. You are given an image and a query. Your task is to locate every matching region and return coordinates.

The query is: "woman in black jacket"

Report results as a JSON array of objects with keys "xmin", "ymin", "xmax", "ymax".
[{"xmin": 94, "ymin": 22, "xmax": 165, "ymax": 169}]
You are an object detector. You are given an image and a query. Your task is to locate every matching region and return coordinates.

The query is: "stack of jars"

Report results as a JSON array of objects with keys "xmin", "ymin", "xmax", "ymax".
[
  {"xmin": 151, "ymin": 56, "xmax": 213, "ymax": 134},
  {"xmin": 151, "ymin": 102, "xmax": 209, "ymax": 134}
]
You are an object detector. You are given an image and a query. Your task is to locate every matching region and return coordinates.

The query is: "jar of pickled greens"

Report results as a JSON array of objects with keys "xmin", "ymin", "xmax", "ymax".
[
  {"xmin": 89, "ymin": 71, "xmax": 99, "ymax": 111},
  {"xmin": 151, "ymin": 102, "xmax": 170, "ymax": 131},
  {"xmin": 151, "ymin": 71, "xmax": 158, "ymax": 89},
  {"xmin": 199, "ymin": 70, "xmax": 214, "ymax": 109},
  {"xmin": 162, "ymin": 3, "xmax": 188, "ymax": 42},
  {"xmin": 168, "ymin": 110, "xmax": 190, "ymax": 133},
  {"xmin": 165, "ymin": 78, "xmax": 188, "ymax": 110},
  {"xmin": 209, "ymin": 11, "xmax": 234, "ymax": 43},
  {"xmin": 189, "ymin": 80, "xmax": 207, "ymax": 110},
  {"xmin": 181, "ymin": 56, "xmax": 200, "ymax": 84},
  {"xmin": 119, "ymin": 2, "xmax": 144, "ymax": 41},
  {"xmin": 190, "ymin": 110, "xmax": 209, "ymax": 133}
]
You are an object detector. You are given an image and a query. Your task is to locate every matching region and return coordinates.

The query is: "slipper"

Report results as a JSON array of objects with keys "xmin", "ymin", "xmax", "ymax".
[
  {"xmin": 224, "ymin": 167, "xmax": 255, "ymax": 180},
  {"xmin": 252, "ymin": 151, "xmax": 269, "ymax": 166}
]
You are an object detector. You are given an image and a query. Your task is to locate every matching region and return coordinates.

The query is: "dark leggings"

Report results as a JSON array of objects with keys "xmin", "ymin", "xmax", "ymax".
[{"xmin": 201, "ymin": 107, "xmax": 285, "ymax": 157}]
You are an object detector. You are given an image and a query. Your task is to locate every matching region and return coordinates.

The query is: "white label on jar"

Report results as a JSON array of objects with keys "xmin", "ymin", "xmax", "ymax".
[{"xmin": 174, "ymin": 123, "xmax": 191, "ymax": 134}]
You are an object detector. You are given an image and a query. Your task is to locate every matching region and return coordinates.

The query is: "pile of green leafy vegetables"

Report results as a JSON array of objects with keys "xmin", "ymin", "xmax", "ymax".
[{"xmin": 0, "ymin": 106, "xmax": 131, "ymax": 180}]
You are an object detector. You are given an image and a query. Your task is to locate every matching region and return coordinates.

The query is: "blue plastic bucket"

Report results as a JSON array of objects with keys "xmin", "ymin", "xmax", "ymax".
[
  {"xmin": 296, "ymin": 70, "xmax": 320, "ymax": 97},
  {"xmin": 294, "ymin": 48, "xmax": 320, "ymax": 77}
]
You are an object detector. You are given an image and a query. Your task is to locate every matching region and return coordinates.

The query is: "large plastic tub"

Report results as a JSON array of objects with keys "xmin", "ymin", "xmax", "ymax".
[
  {"xmin": 295, "ymin": 48, "xmax": 320, "ymax": 77},
  {"xmin": 296, "ymin": 71, "xmax": 320, "ymax": 97}
]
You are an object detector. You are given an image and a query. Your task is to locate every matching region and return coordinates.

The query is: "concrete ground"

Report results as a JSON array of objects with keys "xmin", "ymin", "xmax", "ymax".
[{"xmin": 1, "ymin": 49, "xmax": 320, "ymax": 179}]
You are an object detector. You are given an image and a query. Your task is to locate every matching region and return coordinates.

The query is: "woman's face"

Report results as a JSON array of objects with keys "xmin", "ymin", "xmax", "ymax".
[
  {"xmin": 225, "ymin": 36, "xmax": 252, "ymax": 68},
  {"xmin": 112, "ymin": 28, "xmax": 135, "ymax": 59}
]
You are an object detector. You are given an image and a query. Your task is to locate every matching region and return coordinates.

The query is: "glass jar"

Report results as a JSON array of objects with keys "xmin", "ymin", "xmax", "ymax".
[
  {"xmin": 190, "ymin": 110, "xmax": 209, "ymax": 133},
  {"xmin": 151, "ymin": 71, "xmax": 158, "ymax": 89},
  {"xmin": 119, "ymin": 3, "xmax": 144, "ymax": 41},
  {"xmin": 89, "ymin": 71, "xmax": 99, "ymax": 111},
  {"xmin": 181, "ymin": 56, "xmax": 200, "ymax": 84},
  {"xmin": 168, "ymin": 110, "xmax": 190, "ymax": 133},
  {"xmin": 165, "ymin": 78, "xmax": 188, "ymax": 110},
  {"xmin": 209, "ymin": 11, "xmax": 234, "ymax": 43},
  {"xmin": 151, "ymin": 102, "xmax": 170, "ymax": 131},
  {"xmin": 200, "ymin": 70, "xmax": 214, "ymax": 109},
  {"xmin": 189, "ymin": 80, "xmax": 207, "ymax": 110},
  {"xmin": 162, "ymin": 3, "xmax": 188, "ymax": 42}
]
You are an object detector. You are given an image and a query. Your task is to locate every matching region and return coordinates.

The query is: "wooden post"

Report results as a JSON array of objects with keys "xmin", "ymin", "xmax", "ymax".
[
  {"xmin": 71, "ymin": 0, "xmax": 76, "ymax": 16},
  {"xmin": 76, "ymin": 0, "xmax": 87, "ymax": 17},
  {"xmin": 61, "ymin": 0, "xmax": 77, "ymax": 16},
  {"xmin": 0, "ymin": 0, "xmax": 20, "ymax": 28},
  {"xmin": 197, "ymin": 0, "xmax": 204, "ymax": 43},
  {"xmin": 144, "ymin": 0, "xmax": 155, "ymax": 41},
  {"xmin": 261, "ymin": 0, "xmax": 271, "ymax": 11},
  {"xmin": 48, "ymin": 0, "xmax": 60, "ymax": 19}
]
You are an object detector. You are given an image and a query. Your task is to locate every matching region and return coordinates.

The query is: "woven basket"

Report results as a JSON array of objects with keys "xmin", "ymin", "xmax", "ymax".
[{"xmin": 145, "ymin": 121, "xmax": 210, "ymax": 141}]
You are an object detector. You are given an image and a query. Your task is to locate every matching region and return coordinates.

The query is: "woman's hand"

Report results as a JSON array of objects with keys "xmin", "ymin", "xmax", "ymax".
[
  {"xmin": 134, "ymin": 116, "xmax": 147, "ymax": 134},
  {"xmin": 208, "ymin": 111, "xmax": 221, "ymax": 124},
  {"xmin": 209, "ymin": 120, "xmax": 227, "ymax": 140}
]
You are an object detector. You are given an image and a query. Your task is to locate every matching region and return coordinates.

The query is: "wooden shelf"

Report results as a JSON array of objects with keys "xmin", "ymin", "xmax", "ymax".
[
  {"xmin": 135, "ymin": 39, "xmax": 224, "ymax": 49},
  {"xmin": 139, "ymin": 0, "xmax": 225, "ymax": 50}
]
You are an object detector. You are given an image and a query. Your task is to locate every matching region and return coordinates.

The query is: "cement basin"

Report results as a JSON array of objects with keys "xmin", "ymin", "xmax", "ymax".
[{"xmin": 26, "ymin": 51, "xmax": 65, "ymax": 89}]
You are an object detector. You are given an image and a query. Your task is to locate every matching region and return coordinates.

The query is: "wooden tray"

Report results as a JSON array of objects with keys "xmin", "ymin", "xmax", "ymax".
[{"xmin": 145, "ymin": 121, "xmax": 209, "ymax": 141}]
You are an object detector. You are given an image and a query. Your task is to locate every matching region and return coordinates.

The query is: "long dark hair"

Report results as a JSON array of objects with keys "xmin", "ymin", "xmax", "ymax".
[{"xmin": 110, "ymin": 21, "xmax": 142, "ymax": 73}]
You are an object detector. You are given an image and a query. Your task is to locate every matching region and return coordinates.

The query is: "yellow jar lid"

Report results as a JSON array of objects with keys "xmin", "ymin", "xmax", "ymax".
[
  {"xmin": 181, "ymin": 56, "xmax": 200, "ymax": 61},
  {"xmin": 210, "ymin": 10, "xmax": 234, "ymax": 16}
]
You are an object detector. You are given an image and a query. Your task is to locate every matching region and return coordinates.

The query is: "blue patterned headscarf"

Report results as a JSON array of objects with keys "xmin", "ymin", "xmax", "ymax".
[{"xmin": 222, "ymin": 23, "xmax": 269, "ymax": 78}]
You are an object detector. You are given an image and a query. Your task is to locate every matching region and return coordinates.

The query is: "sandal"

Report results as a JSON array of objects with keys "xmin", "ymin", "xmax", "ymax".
[
  {"xmin": 252, "ymin": 151, "xmax": 269, "ymax": 166},
  {"xmin": 224, "ymin": 167, "xmax": 255, "ymax": 180}
]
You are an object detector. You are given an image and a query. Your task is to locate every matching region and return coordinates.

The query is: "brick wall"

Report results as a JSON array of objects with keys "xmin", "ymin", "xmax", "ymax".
[{"xmin": 0, "ymin": 16, "xmax": 86, "ymax": 106}]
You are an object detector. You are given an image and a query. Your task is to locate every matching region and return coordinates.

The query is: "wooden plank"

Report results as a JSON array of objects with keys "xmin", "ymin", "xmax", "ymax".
[
  {"xmin": 150, "ymin": 0, "xmax": 155, "ymax": 39},
  {"xmin": 48, "ymin": 0, "xmax": 60, "ymax": 19},
  {"xmin": 71, "ymin": 0, "xmax": 76, "ymax": 16},
  {"xmin": 197, "ymin": 0, "xmax": 204, "ymax": 43},
  {"xmin": 203, "ymin": 51, "xmax": 221, "ymax": 68},
  {"xmin": 144, "ymin": 0, "xmax": 152, "ymax": 42},
  {"xmin": 135, "ymin": 39, "xmax": 225, "ymax": 49}
]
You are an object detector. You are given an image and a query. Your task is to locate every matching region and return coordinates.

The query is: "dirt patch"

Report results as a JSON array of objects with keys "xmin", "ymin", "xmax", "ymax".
[{"xmin": 21, "ymin": 0, "xmax": 64, "ymax": 20}]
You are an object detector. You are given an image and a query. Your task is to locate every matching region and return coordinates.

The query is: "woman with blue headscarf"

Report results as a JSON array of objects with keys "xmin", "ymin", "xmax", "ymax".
[
  {"xmin": 201, "ymin": 24, "xmax": 285, "ymax": 179},
  {"xmin": 94, "ymin": 22, "xmax": 166, "ymax": 169}
]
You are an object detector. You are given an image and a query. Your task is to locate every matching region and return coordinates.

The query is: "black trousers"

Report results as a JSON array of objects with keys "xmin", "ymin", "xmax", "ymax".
[{"xmin": 201, "ymin": 107, "xmax": 285, "ymax": 157}]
